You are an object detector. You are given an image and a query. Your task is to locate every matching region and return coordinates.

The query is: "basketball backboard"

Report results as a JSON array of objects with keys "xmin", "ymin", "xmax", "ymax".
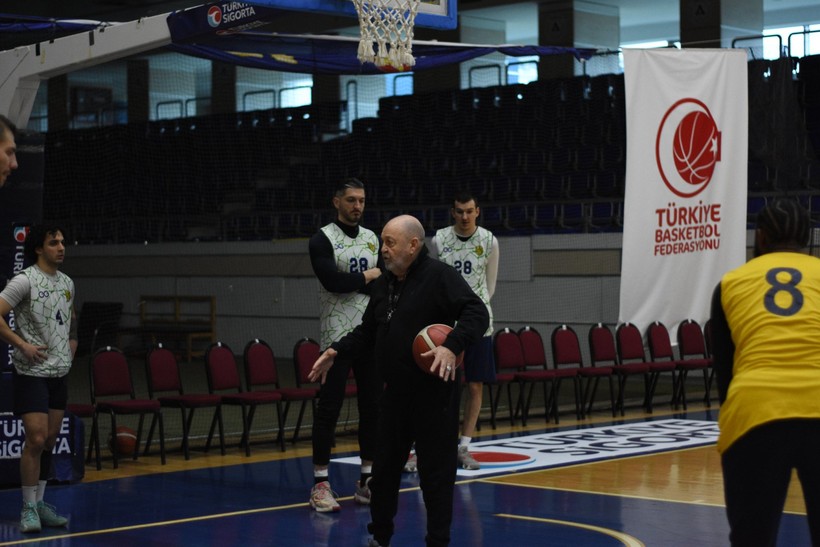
[{"xmin": 249, "ymin": 0, "xmax": 457, "ymax": 29}]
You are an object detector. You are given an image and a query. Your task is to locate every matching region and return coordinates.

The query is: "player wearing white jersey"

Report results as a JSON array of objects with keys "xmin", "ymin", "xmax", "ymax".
[
  {"xmin": 307, "ymin": 178, "xmax": 382, "ymax": 512},
  {"xmin": 0, "ymin": 224, "xmax": 77, "ymax": 533},
  {"xmin": 431, "ymin": 192, "xmax": 499, "ymax": 470}
]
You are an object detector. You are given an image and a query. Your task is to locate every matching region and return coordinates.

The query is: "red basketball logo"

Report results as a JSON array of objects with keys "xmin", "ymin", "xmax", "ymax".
[
  {"xmin": 13, "ymin": 226, "xmax": 29, "ymax": 243},
  {"xmin": 207, "ymin": 6, "xmax": 222, "ymax": 27},
  {"xmin": 656, "ymin": 98, "xmax": 721, "ymax": 198},
  {"xmin": 673, "ymin": 111, "xmax": 719, "ymax": 186}
]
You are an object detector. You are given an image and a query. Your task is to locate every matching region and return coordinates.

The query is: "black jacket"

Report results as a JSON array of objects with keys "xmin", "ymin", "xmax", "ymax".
[{"xmin": 332, "ymin": 245, "xmax": 489, "ymax": 387}]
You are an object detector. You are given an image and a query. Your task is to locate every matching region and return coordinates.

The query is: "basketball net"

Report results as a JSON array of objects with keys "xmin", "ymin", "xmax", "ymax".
[{"xmin": 351, "ymin": 0, "xmax": 420, "ymax": 72}]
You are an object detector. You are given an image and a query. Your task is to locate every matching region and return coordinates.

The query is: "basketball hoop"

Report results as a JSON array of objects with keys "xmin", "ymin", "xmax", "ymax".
[{"xmin": 351, "ymin": 0, "xmax": 420, "ymax": 72}]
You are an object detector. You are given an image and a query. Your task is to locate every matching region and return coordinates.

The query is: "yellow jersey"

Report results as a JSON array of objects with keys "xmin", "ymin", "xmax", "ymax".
[{"xmin": 717, "ymin": 251, "xmax": 820, "ymax": 453}]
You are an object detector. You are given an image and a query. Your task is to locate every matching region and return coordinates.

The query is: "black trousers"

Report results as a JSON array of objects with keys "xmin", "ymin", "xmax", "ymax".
[
  {"xmin": 721, "ymin": 419, "xmax": 820, "ymax": 547},
  {"xmin": 368, "ymin": 372, "xmax": 461, "ymax": 547},
  {"xmin": 312, "ymin": 354, "xmax": 381, "ymax": 467}
]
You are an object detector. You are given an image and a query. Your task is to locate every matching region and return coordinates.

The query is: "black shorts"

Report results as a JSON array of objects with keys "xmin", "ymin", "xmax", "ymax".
[
  {"xmin": 463, "ymin": 336, "xmax": 496, "ymax": 383},
  {"xmin": 12, "ymin": 371, "xmax": 68, "ymax": 416}
]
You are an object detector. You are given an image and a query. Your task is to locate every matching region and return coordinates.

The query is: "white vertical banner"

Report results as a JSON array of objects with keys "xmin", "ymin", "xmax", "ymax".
[{"xmin": 619, "ymin": 49, "xmax": 748, "ymax": 335}]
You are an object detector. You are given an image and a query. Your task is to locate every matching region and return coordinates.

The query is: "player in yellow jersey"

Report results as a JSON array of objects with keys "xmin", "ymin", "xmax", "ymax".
[{"xmin": 710, "ymin": 198, "xmax": 820, "ymax": 546}]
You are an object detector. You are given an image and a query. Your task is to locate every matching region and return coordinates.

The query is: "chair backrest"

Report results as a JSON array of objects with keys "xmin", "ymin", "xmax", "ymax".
[
  {"xmin": 293, "ymin": 337, "xmax": 321, "ymax": 387},
  {"xmin": 517, "ymin": 326, "xmax": 547, "ymax": 369},
  {"xmin": 678, "ymin": 319, "xmax": 708, "ymax": 359},
  {"xmin": 646, "ymin": 321, "xmax": 675, "ymax": 361},
  {"xmin": 243, "ymin": 338, "xmax": 279, "ymax": 390},
  {"xmin": 91, "ymin": 346, "xmax": 134, "ymax": 400},
  {"xmin": 588, "ymin": 323, "xmax": 618, "ymax": 366},
  {"xmin": 551, "ymin": 324, "xmax": 583, "ymax": 369},
  {"xmin": 146, "ymin": 343, "xmax": 183, "ymax": 397},
  {"xmin": 493, "ymin": 328, "xmax": 525, "ymax": 372},
  {"xmin": 616, "ymin": 322, "xmax": 648, "ymax": 363},
  {"xmin": 205, "ymin": 342, "xmax": 242, "ymax": 393}
]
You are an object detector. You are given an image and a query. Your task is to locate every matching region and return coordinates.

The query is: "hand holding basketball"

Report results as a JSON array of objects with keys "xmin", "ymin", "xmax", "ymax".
[{"xmin": 413, "ymin": 324, "xmax": 464, "ymax": 381}]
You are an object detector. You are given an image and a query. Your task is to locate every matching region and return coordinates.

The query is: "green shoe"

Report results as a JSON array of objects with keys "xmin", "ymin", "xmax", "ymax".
[
  {"xmin": 37, "ymin": 501, "xmax": 68, "ymax": 527},
  {"xmin": 19, "ymin": 502, "xmax": 41, "ymax": 533}
]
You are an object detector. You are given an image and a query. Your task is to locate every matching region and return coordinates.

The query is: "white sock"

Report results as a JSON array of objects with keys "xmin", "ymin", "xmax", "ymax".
[
  {"xmin": 37, "ymin": 480, "xmax": 47, "ymax": 503},
  {"xmin": 314, "ymin": 468, "xmax": 329, "ymax": 480},
  {"xmin": 21, "ymin": 485, "xmax": 37, "ymax": 505},
  {"xmin": 460, "ymin": 436, "xmax": 471, "ymax": 448},
  {"xmin": 360, "ymin": 464, "xmax": 372, "ymax": 474}
]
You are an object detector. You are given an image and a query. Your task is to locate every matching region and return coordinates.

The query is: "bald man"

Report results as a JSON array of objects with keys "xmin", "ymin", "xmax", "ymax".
[{"xmin": 311, "ymin": 215, "xmax": 489, "ymax": 547}]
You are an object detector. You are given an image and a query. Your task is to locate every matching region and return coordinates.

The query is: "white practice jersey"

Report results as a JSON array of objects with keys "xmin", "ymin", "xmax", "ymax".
[
  {"xmin": 0, "ymin": 265, "xmax": 75, "ymax": 377},
  {"xmin": 318, "ymin": 223, "xmax": 380, "ymax": 348},
  {"xmin": 433, "ymin": 225, "xmax": 495, "ymax": 336}
]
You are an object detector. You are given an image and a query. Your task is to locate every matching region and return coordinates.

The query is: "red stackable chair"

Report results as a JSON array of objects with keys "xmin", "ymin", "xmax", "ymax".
[
  {"xmin": 552, "ymin": 324, "xmax": 615, "ymax": 418},
  {"xmin": 146, "ymin": 343, "xmax": 224, "ymax": 460},
  {"xmin": 515, "ymin": 326, "xmax": 579, "ymax": 424}
]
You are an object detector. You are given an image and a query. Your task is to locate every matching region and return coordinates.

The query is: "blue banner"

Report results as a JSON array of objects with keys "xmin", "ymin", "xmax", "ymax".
[{"xmin": 166, "ymin": 2, "xmax": 595, "ymax": 75}]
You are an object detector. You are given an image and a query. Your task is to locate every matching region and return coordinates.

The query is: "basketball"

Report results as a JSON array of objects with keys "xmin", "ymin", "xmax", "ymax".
[
  {"xmin": 109, "ymin": 425, "xmax": 138, "ymax": 456},
  {"xmin": 673, "ymin": 110, "xmax": 720, "ymax": 186},
  {"xmin": 413, "ymin": 324, "xmax": 464, "ymax": 374}
]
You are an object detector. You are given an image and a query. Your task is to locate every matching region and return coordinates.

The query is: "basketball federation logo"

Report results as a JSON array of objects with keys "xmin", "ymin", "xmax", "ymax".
[
  {"xmin": 656, "ymin": 98, "xmax": 721, "ymax": 198},
  {"xmin": 207, "ymin": 6, "xmax": 222, "ymax": 27},
  {"xmin": 13, "ymin": 226, "xmax": 29, "ymax": 243}
]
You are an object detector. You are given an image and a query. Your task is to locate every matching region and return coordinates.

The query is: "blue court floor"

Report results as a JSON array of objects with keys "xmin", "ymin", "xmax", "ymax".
[{"xmin": 0, "ymin": 409, "xmax": 811, "ymax": 546}]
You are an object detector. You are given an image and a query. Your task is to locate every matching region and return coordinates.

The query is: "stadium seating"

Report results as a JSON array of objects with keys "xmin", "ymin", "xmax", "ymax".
[{"xmin": 38, "ymin": 57, "xmax": 820, "ymax": 243}]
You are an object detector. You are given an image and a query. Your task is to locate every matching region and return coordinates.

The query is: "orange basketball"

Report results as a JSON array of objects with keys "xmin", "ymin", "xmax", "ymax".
[
  {"xmin": 413, "ymin": 324, "xmax": 464, "ymax": 375},
  {"xmin": 109, "ymin": 425, "xmax": 137, "ymax": 456}
]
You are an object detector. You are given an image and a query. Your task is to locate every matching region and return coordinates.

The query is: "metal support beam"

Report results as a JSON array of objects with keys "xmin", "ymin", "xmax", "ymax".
[{"xmin": 0, "ymin": 12, "xmax": 173, "ymax": 127}]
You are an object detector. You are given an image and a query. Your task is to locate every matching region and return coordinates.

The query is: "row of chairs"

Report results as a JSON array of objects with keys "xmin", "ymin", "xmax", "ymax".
[
  {"xmin": 68, "ymin": 337, "xmax": 332, "ymax": 469},
  {"xmin": 486, "ymin": 319, "xmax": 714, "ymax": 427},
  {"xmin": 70, "ymin": 320, "xmax": 713, "ymax": 468}
]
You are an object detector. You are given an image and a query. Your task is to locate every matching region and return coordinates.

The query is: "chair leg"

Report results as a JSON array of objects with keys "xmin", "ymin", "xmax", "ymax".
[
  {"xmin": 135, "ymin": 414, "xmax": 147, "ymax": 461},
  {"xmin": 489, "ymin": 385, "xmax": 501, "ymax": 430},
  {"xmin": 110, "ymin": 413, "xmax": 119, "ymax": 469},
  {"xmin": 573, "ymin": 377, "xmax": 582, "ymax": 420},
  {"xmin": 506, "ymin": 383, "xmax": 516, "ymax": 426},
  {"xmin": 236, "ymin": 405, "xmax": 251, "ymax": 456},
  {"xmin": 518, "ymin": 382, "xmax": 531, "ymax": 426},
  {"xmin": 606, "ymin": 376, "xmax": 616, "ymax": 417},
  {"xmin": 205, "ymin": 406, "xmax": 226, "ymax": 455},
  {"xmin": 86, "ymin": 415, "xmax": 99, "ymax": 464},
  {"xmin": 276, "ymin": 402, "xmax": 286, "ymax": 452},
  {"xmin": 94, "ymin": 412, "xmax": 103, "ymax": 470},
  {"xmin": 616, "ymin": 374, "xmax": 627, "ymax": 416},
  {"xmin": 703, "ymin": 368, "xmax": 713, "ymax": 407},
  {"xmin": 157, "ymin": 412, "xmax": 166, "ymax": 465},
  {"xmin": 243, "ymin": 405, "xmax": 256, "ymax": 457},
  {"xmin": 548, "ymin": 379, "xmax": 561, "ymax": 425},
  {"xmin": 292, "ymin": 401, "xmax": 307, "ymax": 444},
  {"xmin": 181, "ymin": 408, "xmax": 195, "ymax": 460},
  {"xmin": 644, "ymin": 372, "xmax": 658, "ymax": 413},
  {"xmin": 676, "ymin": 370, "xmax": 689, "ymax": 411}
]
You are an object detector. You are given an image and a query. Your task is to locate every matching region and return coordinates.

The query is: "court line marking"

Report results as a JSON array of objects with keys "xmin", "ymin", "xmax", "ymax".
[
  {"xmin": 480, "ymin": 446, "xmax": 809, "ymax": 516},
  {"xmin": 496, "ymin": 513, "xmax": 645, "ymax": 547},
  {"xmin": 0, "ymin": 484, "xmax": 429, "ymax": 546},
  {"xmin": 0, "ymin": 501, "xmax": 308, "ymax": 546}
]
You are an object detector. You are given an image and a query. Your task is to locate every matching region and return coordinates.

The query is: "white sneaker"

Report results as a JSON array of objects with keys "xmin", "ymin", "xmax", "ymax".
[
  {"xmin": 403, "ymin": 452, "xmax": 417, "ymax": 473},
  {"xmin": 310, "ymin": 481, "xmax": 341, "ymax": 512},
  {"xmin": 458, "ymin": 445, "xmax": 481, "ymax": 470}
]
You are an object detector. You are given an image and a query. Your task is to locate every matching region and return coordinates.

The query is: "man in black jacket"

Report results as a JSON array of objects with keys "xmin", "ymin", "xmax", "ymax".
[{"xmin": 310, "ymin": 214, "xmax": 489, "ymax": 547}]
